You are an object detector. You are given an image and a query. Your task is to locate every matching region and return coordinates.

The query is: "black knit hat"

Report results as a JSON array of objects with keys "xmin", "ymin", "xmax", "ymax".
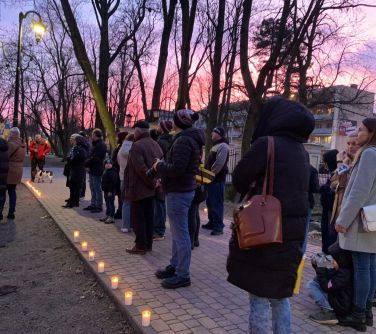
[{"xmin": 213, "ymin": 127, "xmax": 225, "ymax": 138}]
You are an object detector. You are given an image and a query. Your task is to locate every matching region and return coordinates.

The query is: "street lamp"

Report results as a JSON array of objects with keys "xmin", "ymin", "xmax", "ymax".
[
  {"xmin": 125, "ymin": 114, "xmax": 132, "ymax": 127},
  {"xmin": 13, "ymin": 11, "xmax": 47, "ymax": 127}
]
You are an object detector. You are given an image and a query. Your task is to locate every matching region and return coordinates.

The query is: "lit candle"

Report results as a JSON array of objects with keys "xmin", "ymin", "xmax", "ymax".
[
  {"xmin": 124, "ymin": 291, "xmax": 133, "ymax": 305},
  {"xmin": 73, "ymin": 231, "xmax": 80, "ymax": 243},
  {"xmin": 111, "ymin": 276, "xmax": 119, "ymax": 289},
  {"xmin": 81, "ymin": 241, "xmax": 88, "ymax": 252},
  {"xmin": 204, "ymin": 207, "xmax": 208, "ymax": 213},
  {"xmin": 88, "ymin": 250, "xmax": 95, "ymax": 261},
  {"xmin": 98, "ymin": 261, "xmax": 105, "ymax": 273},
  {"xmin": 142, "ymin": 310, "xmax": 151, "ymax": 327}
]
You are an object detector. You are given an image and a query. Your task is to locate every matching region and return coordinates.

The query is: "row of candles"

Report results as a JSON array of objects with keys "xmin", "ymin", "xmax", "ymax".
[{"xmin": 73, "ymin": 230, "xmax": 151, "ymax": 327}]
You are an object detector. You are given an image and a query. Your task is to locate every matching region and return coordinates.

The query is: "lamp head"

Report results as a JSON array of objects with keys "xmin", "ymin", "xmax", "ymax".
[{"xmin": 31, "ymin": 19, "xmax": 47, "ymax": 43}]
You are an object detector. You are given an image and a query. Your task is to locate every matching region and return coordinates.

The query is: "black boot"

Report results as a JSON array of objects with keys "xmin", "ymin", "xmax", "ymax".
[
  {"xmin": 366, "ymin": 301, "xmax": 373, "ymax": 327},
  {"xmin": 339, "ymin": 305, "xmax": 366, "ymax": 332}
]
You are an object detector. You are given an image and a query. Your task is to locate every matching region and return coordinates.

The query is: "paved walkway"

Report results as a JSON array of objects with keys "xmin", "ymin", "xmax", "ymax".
[{"xmin": 23, "ymin": 168, "xmax": 370, "ymax": 334}]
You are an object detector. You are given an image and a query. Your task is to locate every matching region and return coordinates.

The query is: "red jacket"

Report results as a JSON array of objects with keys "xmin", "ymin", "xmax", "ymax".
[{"xmin": 29, "ymin": 140, "xmax": 51, "ymax": 160}]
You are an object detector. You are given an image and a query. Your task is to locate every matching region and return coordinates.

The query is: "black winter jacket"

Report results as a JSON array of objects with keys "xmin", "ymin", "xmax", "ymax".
[
  {"xmin": 309, "ymin": 166, "xmax": 320, "ymax": 209},
  {"xmin": 157, "ymin": 127, "xmax": 205, "ymax": 193},
  {"xmin": 85, "ymin": 139, "xmax": 107, "ymax": 176},
  {"xmin": 157, "ymin": 133, "xmax": 173, "ymax": 156},
  {"xmin": 227, "ymin": 96, "xmax": 315, "ymax": 299},
  {"xmin": 68, "ymin": 140, "xmax": 88, "ymax": 184},
  {"xmin": 0, "ymin": 138, "xmax": 9, "ymax": 191},
  {"xmin": 315, "ymin": 243, "xmax": 353, "ymax": 316},
  {"xmin": 101, "ymin": 167, "xmax": 118, "ymax": 193}
]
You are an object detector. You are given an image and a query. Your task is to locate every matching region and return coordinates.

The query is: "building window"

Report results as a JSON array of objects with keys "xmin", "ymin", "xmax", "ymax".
[
  {"xmin": 327, "ymin": 107, "xmax": 334, "ymax": 114},
  {"xmin": 323, "ymin": 136, "xmax": 332, "ymax": 144}
]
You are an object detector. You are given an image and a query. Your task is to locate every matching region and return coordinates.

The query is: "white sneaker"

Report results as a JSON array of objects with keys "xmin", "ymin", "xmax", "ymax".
[{"xmin": 121, "ymin": 228, "xmax": 130, "ymax": 233}]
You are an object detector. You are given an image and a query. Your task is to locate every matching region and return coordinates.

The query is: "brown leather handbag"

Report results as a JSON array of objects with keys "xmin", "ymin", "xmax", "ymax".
[{"xmin": 233, "ymin": 136, "xmax": 282, "ymax": 249}]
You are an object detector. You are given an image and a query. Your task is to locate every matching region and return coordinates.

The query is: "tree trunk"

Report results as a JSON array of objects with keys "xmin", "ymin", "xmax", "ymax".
[
  {"xmin": 205, "ymin": 0, "xmax": 226, "ymax": 158},
  {"xmin": 96, "ymin": 11, "xmax": 110, "ymax": 131},
  {"xmin": 151, "ymin": 0, "xmax": 178, "ymax": 110},
  {"xmin": 60, "ymin": 0, "xmax": 116, "ymax": 147},
  {"xmin": 176, "ymin": 0, "xmax": 197, "ymax": 110}
]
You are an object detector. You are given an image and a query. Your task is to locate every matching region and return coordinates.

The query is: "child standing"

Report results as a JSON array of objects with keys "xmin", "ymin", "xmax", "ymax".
[{"xmin": 100, "ymin": 159, "xmax": 118, "ymax": 224}]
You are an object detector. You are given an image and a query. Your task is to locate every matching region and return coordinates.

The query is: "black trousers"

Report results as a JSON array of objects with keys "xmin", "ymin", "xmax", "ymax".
[
  {"xmin": 69, "ymin": 182, "xmax": 81, "ymax": 206},
  {"xmin": 188, "ymin": 201, "xmax": 200, "ymax": 247},
  {"xmin": 31, "ymin": 158, "xmax": 45, "ymax": 181},
  {"xmin": 131, "ymin": 196, "xmax": 155, "ymax": 250}
]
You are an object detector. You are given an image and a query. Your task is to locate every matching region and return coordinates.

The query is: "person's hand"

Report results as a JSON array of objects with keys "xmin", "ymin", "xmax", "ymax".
[
  {"xmin": 155, "ymin": 179, "xmax": 161, "ymax": 188},
  {"xmin": 335, "ymin": 224, "xmax": 347, "ymax": 233},
  {"xmin": 152, "ymin": 159, "xmax": 161, "ymax": 171}
]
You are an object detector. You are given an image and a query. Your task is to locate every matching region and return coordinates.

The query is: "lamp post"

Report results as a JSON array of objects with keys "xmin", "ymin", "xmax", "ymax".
[
  {"xmin": 125, "ymin": 113, "xmax": 132, "ymax": 127},
  {"xmin": 13, "ymin": 11, "xmax": 46, "ymax": 127}
]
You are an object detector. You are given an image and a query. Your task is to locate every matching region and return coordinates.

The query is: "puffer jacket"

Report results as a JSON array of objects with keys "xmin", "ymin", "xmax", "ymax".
[
  {"xmin": 85, "ymin": 139, "xmax": 107, "ymax": 176},
  {"xmin": 227, "ymin": 96, "xmax": 315, "ymax": 299},
  {"xmin": 0, "ymin": 138, "xmax": 9, "ymax": 191},
  {"xmin": 29, "ymin": 139, "xmax": 50, "ymax": 160},
  {"xmin": 7, "ymin": 136, "xmax": 26, "ymax": 185},
  {"xmin": 68, "ymin": 138, "xmax": 88, "ymax": 184},
  {"xmin": 156, "ymin": 127, "xmax": 206, "ymax": 193}
]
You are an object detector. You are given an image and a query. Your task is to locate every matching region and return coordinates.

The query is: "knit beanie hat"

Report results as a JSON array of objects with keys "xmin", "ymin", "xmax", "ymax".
[
  {"xmin": 213, "ymin": 127, "xmax": 225, "ymax": 138},
  {"xmin": 173, "ymin": 109, "xmax": 199, "ymax": 130},
  {"xmin": 160, "ymin": 120, "xmax": 173, "ymax": 134}
]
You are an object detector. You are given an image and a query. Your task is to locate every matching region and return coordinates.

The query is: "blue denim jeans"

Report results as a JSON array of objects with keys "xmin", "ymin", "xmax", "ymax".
[
  {"xmin": 104, "ymin": 193, "xmax": 115, "ymax": 217},
  {"xmin": 0, "ymin": 185, "xmax": 17, "ymax": 215},
  {"xmin": 206, "ymin": 182, "xmax": 225, "ymax": 232},
  {"xmin": 307, "ymin": 278, "xmax": 333, "ymax": 311},
  {"xmin": 249, "ymin": 293, "xmax": 291, "ymax": 334},
  {"xmin": 167, "ymin": 191, "xmax": 195, "ymax": 279},
  {"xmin": 352, "ymin": 251, "xmax": 376, "ymax": 309},
  {"xmin": 122, "ymin": 199, "xmax": 131, "ymax": 229},
  {"xmin": 301, "ymin": 208, "xmax": 312, "ymax": 254},
  {"xmin": 89, "ymin": 174, "xmax": 102, "ymax": 208},
  {"xmin": 154, "ymin": 199, "xmax": 166, "ymax": 236}
]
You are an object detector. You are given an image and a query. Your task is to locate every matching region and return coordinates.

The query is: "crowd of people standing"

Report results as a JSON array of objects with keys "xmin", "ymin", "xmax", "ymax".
[{"xmin": 1, "ymin": 96, "xmax": 376, "ymax": 333}]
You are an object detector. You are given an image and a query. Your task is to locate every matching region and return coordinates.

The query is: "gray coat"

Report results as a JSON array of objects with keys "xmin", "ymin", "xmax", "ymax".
[{"xmin": 337, "ymin": 147, "xmax": 376, "ymax": 253}]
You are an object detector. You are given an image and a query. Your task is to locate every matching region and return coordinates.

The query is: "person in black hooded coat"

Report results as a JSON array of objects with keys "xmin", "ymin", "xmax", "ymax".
[
  {"xmin": 0, "ymin": 138, "xmax": 9, "ymax": 221},
  {"xmin": 227, "ymin": 96, "xmax": 315, "ymax": 333}
]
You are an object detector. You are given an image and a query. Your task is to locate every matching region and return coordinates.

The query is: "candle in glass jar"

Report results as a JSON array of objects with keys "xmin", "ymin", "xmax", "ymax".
[
  {"xmin": 88, "ymin": 250, "xmax": 95, "ymax": 261},
  {"xmin": 98, "ymin": 261, "xmax": 105, "ymax": 273},
  {"xmin": 81, "ymin": 241, "xmax": 88, "ymax": 252},
  {"xmin": 73, "ymin": 231, "xmax": 80, "ymax": 242},
  {"xmin": 124, "ymin": 291, "xmax": 133, "ymax": 305},
  {"xmin": 142, "ymin": 310, "xmax": 151, "ymax": 327},
  {"xmin": 111, "ymin": 276, "xmax": 119, "ymax": 289}
]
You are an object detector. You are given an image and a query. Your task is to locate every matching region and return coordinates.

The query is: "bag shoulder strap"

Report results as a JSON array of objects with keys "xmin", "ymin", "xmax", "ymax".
[{"xmin": 261, "ymin": 136, "xmax": 275, "ymax": 197}]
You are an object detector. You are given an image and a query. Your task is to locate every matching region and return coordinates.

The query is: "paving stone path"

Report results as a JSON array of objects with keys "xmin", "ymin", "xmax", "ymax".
[{"xmin": 23, "ymin": 168, "xmax": 371, "ymax": 334}]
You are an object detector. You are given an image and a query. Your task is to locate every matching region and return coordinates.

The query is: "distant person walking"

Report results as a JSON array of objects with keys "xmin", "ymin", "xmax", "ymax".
[
  {"xmin": 84, "ymin": 129, "xmax": 107, "ymax": 213},
  {"xmin": 154, "ymin": 109, "xmax": 205, "ymax": 289},
  {"xmin": 202, "ymin": 127, "xmax": 229, "ymax": 236},
  {"xmin": 4, "ymin": 127, "xmax": 26, "ymax": 219},
  {"xmin": 0, "ymin": 137, "xmax": 9, "ymax": 222},
  {"xmin": 227, "ymin": 97, "xmax": 314, "ymax": 334},
  {"xmin": 124, "ymin": 121, "xmax": 163, "ymax": 254},
  {"xmin": 29, "ymin": 134, "xmax": 51, "ymax": 182},
  {"xmin": 335, "ymin": 118, "xmax": 376, "ymax": 332}
]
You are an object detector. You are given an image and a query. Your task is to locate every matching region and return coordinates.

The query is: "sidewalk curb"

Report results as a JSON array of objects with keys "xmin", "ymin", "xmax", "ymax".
[{"xmin": 23, "ymin": 182, "xmax": 156, "ymax": 334}]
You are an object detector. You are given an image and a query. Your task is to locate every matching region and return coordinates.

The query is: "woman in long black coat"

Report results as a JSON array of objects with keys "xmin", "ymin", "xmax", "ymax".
[
  {"xmin": 63, "ymin": 135, "xmax": 88, "ymax": 208},
  {"xmin": 227, "ymin": 97, "xmax": 314, "ymax": 333}
]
